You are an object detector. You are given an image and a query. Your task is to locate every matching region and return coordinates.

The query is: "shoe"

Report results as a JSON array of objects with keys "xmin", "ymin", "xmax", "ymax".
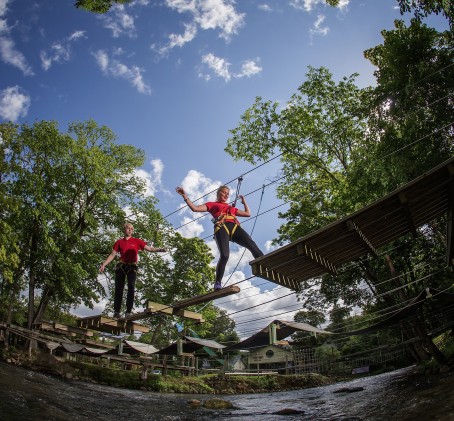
[
  {"xmin": 125, "ymin": 312, "xmax": 131, "ymax": 318},
  {"xmin": 113, "ymin": 312, "xmax": 121, "ymax": 319},
  {"xmin": 214, "ymin": 283, "xmax": 222, "ymax": 291}
]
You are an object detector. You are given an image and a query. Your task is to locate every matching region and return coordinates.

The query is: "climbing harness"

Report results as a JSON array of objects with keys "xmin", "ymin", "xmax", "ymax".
[
  {"xmin": 115, "ymin": 262, "xmax": 138, "ymax": 275},
  {"xmin": 212, "ymin": 176, "xmax": 243, "ymax": 239},
  {"xmin": 213, "ymin": 211, "xmax": 240, "ymax": 239},
  {"xmin": 221, "ymin": 183, "xmax": 266, "ymax": 288}
]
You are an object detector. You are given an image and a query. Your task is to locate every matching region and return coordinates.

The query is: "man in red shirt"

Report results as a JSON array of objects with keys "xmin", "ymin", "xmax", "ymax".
[{"xmin": 100, "ymin": 222, "xmax": 166, "ymax": 318}]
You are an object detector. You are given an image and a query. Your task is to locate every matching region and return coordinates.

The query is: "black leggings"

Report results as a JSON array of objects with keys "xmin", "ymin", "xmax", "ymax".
[
  {"xmin": 214, "ymin": 222, "xmax": 263, "ymax": 285},
  {"xmin": 114, "ymin": 263, "xmax": 137, "ymax": 313}
]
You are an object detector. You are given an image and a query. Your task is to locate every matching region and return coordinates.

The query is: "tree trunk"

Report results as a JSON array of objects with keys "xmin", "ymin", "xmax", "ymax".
[{"xmin": 32, "ymin": 286, "xmax": 53, "ymax": 325}]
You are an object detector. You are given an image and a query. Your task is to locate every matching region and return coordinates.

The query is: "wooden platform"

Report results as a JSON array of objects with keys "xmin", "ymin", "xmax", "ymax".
[
  {"xmin": 77, "ymin": 286, "xmax": 241, "ymax": 333},
  {"xmin": 171, "ymin": 285, "xmax": 240, "ymax": 309},
  {"xmin": 122, "ymin": 285, "xmax": 240, "ymax": 323},
  {"xmin": 251, "ymin": 157, "xmax": 454, "ymax": 290},
  {"xmin": 77, "ymin": 315, "xmax": 150, "ymax": 335},
  {"xmin": 33, "ymin": 321, "xmax": 94, "ymax": 337}
]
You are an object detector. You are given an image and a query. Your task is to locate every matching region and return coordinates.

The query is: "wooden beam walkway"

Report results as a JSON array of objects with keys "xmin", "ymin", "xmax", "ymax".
[{"xmin": 77, "ymin": 285, "xmax": 240, "ymax": 334}]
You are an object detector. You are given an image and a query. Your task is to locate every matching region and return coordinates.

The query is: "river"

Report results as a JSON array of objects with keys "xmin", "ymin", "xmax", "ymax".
[{"xmin": 1, "ymin": 362, "xmax": 453, "ymax": 420}]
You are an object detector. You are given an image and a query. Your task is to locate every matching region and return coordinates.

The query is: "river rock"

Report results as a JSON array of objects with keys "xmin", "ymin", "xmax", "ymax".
[
  {"xmin": 187, "ymin": 399, "xmax": 202, "ymax": 408},
  {"xmin": 273, "ymin": 408, "xmax": 305, "ymax": 415},
  {"xmin": 203, "ymin": 398, "xmax": 234, "ymax": 409},
  {"xmin": 333, "ymin": 386, "xmax": 364, "ymax": 393}
]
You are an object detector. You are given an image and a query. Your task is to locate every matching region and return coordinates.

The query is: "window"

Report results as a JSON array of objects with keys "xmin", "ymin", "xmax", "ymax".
[{"xmin": 266, "ymin": 349, "xmax": 274, "ymax": 358}]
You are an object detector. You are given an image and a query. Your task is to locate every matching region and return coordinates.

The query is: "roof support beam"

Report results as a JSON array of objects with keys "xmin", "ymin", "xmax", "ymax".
[
  {"xmin": 251, "ymin": 263, "xmax": 298, "ymax": 290},
  {"xmin": 447, "ymin": 163, "xmax": 454, "ymax": 266},
  {"xmin": 347, "ymin": 220, "xmax": 378, "ymax": 257},
  {"xmin": 296, "ymin": 244, "xmax": 338, "ymax": 275},
  {"xmin": 398, "ymin": 192, "xmax": 418, "ymax": 238}
]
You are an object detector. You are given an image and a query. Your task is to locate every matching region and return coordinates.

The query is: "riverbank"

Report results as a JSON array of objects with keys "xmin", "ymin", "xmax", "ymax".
[{"xmin": 1, "ymin": 347, "xmax": 342, "ymax": 394}]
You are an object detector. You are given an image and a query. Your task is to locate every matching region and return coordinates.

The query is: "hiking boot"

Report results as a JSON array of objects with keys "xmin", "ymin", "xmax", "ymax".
[
  {"xmin": 125, "ymin": 312, "xmax": 131, "ymax": 318},
  {"xmin": 214, "ymin": 283, "xmax": 222, "ymax": 291},
  {"xmin": 113, "ymin": 312, "xmax": 121, "ymax": 319}
]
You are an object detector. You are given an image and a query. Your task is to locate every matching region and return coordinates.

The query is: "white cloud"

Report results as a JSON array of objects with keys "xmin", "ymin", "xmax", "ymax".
[
  {"xmin": 215, "ymin": 277, "xmax": 301, "ymax": 337},
  {"xmin": 201, "ymin": 52, "xmax": 231, "ymax": 81},
  {"xmin": 40, "ymin": 30, "xmax": 86, "ymax": 71},
  {"xmin": 179, "ymin": 169, "xmax": 221, "ymax": 202},
  {"xmin": 0, "ymin": 0, "xmax": 9, "ymax": 17},
  {"xmin": 133, "ymin": 157, "xmax": 167, "ymax": 196},
  {"xmin": 131, "ymin": 0, "xmax": 150, "ymax": 5},
  {"xmin": 0, "ymin": 1, "xmax": 34, "ymax": 75},
  {"xmin": 176, "ymin": 169, "xmax": 220, "ymax": 236},
  {"xmin": 0, "ymin": 85, "xmax": 31, "ymax": 122},
  {"xmin": 178, "ymin": 215, "xmax": 206, "ymax": 238},
  {"xmin": 193, "ymin": 0, "xmax": 245, "ymax": 40},
  {"xmin": 0, "ymin": 19, "xmax": 7, "ymax": 34},
  {"xmin": 310, "ymin": 14, "xmax": 329, "ymax": 38},
  {"xmin": 157, "ymin": 22, "xmax": 197, "ymax": 56},
  {"xmin": 200, "ymin": 54, "xmax": 262, "ymax": 82},
  {"xmin": 135, "ymin": 168, "xmax": 157, "ymax": 196},
  {"xmin": 235, "ymin": 59, "xmax": 262, "ymax": 78},
  {"xmin": 68, "ymin": 30, "xmax": 87, "ymax": 41},
  {"xmin": 100, "ymin": 4, "xmax": 136, "ymax": 38},
  {"xmin": 0, "ymin": 36, "xmax": 33, "ymax": 75},
  {"xmin": 258, "ymin": 4, "xmax": 273, "ymax": 12},
  {"xmin": 264, "ymin": 240, "xmax": 278, "ymax": 253},
  {"xmin": 159, "ymin": 0, "xmax": 245, "ymax": 54},
  {"xmin": 290, "ymin": 0, "xmax": 349, "ymax": 12},
  {"xmin": 93, "ymin": 49, "xmax": 109, "ymax": 71},
  {"xmin": 93, "ymin": 49, "xmax": 152, "ymax": 94}
]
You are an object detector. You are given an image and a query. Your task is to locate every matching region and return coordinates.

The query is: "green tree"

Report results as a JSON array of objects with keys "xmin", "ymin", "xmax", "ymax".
[
  {"xmin": 353, "ymin": 20, "xmax": 454, "ymax": 199},
  {"xmin": 226, "ymin": 66, "xmax": 370, "ymax": 245},
  {"xmin": 397, "ymin": 0, "xmax": 454, "ymax": 25},
  {"xmin": 226, "ymin": 20, "xmax": 453, "ymax": 366},
  {"xmin": 0, "ymin": 120, "xmax": 147, "ymax": 327},
  {"xmin": 75, "ymin": 0, "xmax": 131, "ymax": 13}
]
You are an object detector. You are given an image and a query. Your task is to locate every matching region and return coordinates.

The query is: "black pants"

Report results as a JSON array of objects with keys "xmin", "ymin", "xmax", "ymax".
[
  {"xmin": 214, "ymin": 222, "xmax": 263, "ymax": 285},
  {"xmin": 114, "ymin": 263, "xmax": 137, "ymax": 313}
]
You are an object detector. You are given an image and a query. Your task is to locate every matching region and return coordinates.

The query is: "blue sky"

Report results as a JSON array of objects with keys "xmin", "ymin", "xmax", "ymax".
[{"xmin": 0, "ymin": 0, "xmax": 449, "ymax": 336}]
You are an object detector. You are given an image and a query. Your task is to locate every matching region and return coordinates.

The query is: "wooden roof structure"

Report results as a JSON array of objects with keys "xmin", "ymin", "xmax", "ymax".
[{"xmin": 251, "ymin": 157, "xmax": 454, "ymax": 291}]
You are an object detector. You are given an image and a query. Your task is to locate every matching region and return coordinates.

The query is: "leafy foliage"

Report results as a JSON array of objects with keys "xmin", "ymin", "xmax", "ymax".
[
  {"xmin": 226, "ymin": 19, "xmax": 453, "ymax": 361},
  {"xmin": 74, "ymin": 0, "xmax": 131, "ymax": 14}
]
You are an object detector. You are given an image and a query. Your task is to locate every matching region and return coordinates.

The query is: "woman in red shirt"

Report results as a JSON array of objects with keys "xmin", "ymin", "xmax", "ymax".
[
  {"xmin": 100, "ymin": 222, "xmax": 166, "ymax": 318},
  {"xmin": 176, "ymin": 185, "xmax": 263, "ymax": 290}
]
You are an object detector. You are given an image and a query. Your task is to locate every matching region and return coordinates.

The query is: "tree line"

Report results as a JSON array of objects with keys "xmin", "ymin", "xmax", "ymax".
[{"xmin": 225, "ymin": 16, "xmax": 453, "ymax": 364}]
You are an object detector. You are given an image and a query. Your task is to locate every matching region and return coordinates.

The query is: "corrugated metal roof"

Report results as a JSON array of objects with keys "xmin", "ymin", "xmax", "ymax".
[
  {"xmin": 225, "ymin": 319, "xmax": 333, "ymax": 351},
  {"xmin": 250, "ymin": 157, "xmax": 454, "ymax": 291}
]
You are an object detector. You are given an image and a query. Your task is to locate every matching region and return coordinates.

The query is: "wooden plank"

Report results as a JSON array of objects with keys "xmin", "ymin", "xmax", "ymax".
[
  {"xmin": 145, "ymin": 302, "xmax": 204, "ymax": 322},
  {"xmin": 171, "ymin": 285, "xmax": 240, "ymax": 309},
  {"xmin": 76, "ymin": 315, "xmax": 150, "ymax": 334},
  {"xmin": 347, "ymin": 220, "xmax": 378, "ymax": 257}
]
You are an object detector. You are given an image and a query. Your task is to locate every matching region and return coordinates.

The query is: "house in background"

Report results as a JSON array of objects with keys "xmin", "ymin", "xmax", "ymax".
[{"xmin": 247, "ymin": 343, "xmax": 294, "ymax": 372}]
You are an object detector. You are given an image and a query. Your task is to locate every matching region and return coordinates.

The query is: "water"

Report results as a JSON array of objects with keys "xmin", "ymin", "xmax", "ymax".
[{"xmin": 1, "ymin": 362, "xmax": 453, "ymax": 420}]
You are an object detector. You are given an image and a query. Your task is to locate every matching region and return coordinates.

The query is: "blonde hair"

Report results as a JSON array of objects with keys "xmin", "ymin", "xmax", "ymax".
[
  {"xmin": 123, "ymin": 222, "xmax": 134, "ymax": 230},
  {"xmin": 216, "ymin": 185, "xmax": 230, "ymax": 200}
]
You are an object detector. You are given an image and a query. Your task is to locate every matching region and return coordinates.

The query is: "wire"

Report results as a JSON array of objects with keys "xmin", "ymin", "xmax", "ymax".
[{"xmin": 222, "ymin": 184, "xmax": 266, "ymax": 288}]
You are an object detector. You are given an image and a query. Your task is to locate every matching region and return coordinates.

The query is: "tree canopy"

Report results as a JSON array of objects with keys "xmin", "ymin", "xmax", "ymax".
[
  {"xmin": 226, "ymin": 19, "xmax": 453, "ymax": 364},
  {"xmin": 0, "ymin": 120, "xmax": 221, "ymax": 341}
]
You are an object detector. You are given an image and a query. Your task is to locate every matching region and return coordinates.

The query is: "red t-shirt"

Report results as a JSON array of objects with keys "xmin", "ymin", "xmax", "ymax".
[
  {"xmin": 205, "ymin": 202, "xmax": 239, "ymax": 223},
  {"xmin": 113, "ymin": 237, "xmax": 147, "ymax": 263}
]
